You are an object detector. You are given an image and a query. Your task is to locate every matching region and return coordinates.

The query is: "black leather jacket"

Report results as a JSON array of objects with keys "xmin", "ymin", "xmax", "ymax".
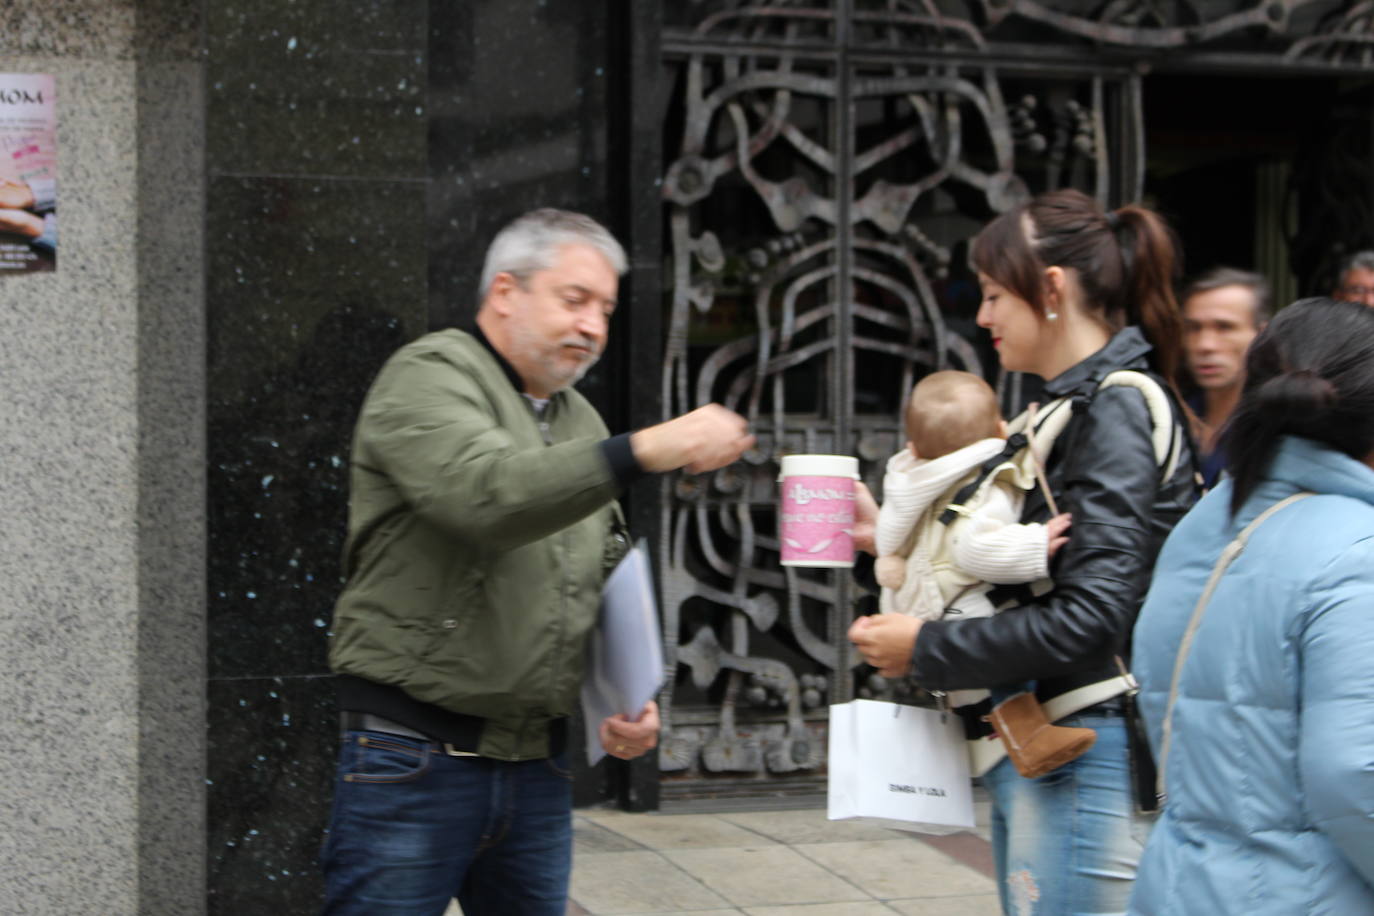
[{"xmin": 910, "ymin": 327, "xmax": 1200, "ymax": 705}]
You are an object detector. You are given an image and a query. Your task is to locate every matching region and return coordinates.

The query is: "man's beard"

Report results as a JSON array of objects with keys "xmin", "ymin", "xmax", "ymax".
[
  {"xmin": 560, "ymin": 343, "xmax": 600, "ymax": 388},
  {"xmin": 509, "ymin": 323, "xmax": 600, "ymax": 394}
]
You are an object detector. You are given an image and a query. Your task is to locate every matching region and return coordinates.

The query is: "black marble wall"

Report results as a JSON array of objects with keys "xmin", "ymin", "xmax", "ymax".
[{"xmin": 205, "ymin": 2, "xmax": 657, "ymax": 911}]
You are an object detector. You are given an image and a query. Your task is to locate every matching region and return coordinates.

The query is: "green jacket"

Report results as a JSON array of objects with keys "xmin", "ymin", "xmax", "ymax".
[{"xmin": 328, "ymin": 328, "xmax": 628, "ymax": 760}]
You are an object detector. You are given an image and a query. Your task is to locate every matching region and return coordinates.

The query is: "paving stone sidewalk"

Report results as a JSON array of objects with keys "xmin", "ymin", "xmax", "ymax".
[{"xmin": 449, "ymin": 796, "xmax": 999, "ymax": 915}]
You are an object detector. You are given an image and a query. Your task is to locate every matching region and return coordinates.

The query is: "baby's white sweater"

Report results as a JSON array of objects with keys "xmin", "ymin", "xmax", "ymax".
[{"xmin": 876, "ymin": 439, "xmax": 1048, "ymax": 620}]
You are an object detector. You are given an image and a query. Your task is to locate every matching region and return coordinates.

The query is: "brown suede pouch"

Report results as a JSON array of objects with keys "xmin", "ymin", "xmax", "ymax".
[{"xmin": 985, "ymin": 691, "xmax": 1098, "ymax": 779}]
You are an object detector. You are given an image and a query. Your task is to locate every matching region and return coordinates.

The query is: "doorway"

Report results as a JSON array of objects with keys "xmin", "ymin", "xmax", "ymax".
[{"xmin": 1144, "ymin": 74, "xmax": 1374, "ymax": 300}]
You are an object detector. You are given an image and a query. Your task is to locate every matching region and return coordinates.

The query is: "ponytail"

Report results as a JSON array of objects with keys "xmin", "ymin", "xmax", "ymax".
[
  {"xmin": 1222, "ymin": 298, "xmax": 1374, "ymax": 515},
  {"xmin": 1111, "ymin": 205, "xmax": 1184, "ymax": 384}
]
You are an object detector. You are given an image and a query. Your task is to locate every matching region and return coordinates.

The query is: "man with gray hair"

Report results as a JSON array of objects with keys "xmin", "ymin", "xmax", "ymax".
[
  {"xmin": 1181, "ymin": 266, "xmax": 1271, "ymax": 488},
  {"xmin": 320, "ymin": 209, "xmax": 754, "ymax": 914},
  {"xmin": 1332, "ymin": 250, "xmax": 1374, "ymax": 307}
]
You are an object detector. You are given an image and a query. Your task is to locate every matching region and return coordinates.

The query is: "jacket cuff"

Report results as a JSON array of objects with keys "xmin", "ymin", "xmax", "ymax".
[
  {"xmin": 601, "ymin": 433, "xmax": 646, "ymax": 489},
  {"xmin": 910, "ymin": 617, "xmax": 956, "ymax": 688}
]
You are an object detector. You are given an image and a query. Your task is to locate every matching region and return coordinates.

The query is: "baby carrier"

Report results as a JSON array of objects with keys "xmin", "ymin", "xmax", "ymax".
[
  {"xmin": 880, "ymin": 369, "xmax": 1184, "ymax": 621},
  {"xmin": 944, "ymin": 369, "xmax": 1183, "ymax": 531},
  {"xmin": 924, "ymin": 368, "xmax": 1186, "ymax": 791}
]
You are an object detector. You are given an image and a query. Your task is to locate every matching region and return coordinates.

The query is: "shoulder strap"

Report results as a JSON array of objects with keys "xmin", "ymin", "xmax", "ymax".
[
  {"xmin": 941, "ymin": 370, "xmax": 1180, "ymax": 528},
  {"xmin": 1096, "ymin": 371, "xmax": 1182, "ymax": 480},
  {"xmin": 1058, "ymin": 370, "xmax": 1180, "ymax": 479},
  {"xmin": 937, "ymin": 435, "xmax": 1027, "ymax": 526},
  {"xmin": 1154, "ymin": 491, "xmax": 1315, "ymax": 806}
]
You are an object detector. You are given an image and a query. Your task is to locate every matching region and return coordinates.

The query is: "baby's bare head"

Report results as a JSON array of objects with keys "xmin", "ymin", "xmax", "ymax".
[{"xmin": 905, "ymin": 371, "xmax": 1003, "ymax": 459}]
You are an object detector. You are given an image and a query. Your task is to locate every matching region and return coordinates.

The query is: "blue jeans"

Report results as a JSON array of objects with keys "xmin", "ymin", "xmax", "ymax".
[
  {"xmin": 320, "ymin": 729, "xmax": 574, "ymax": 916},
  {"xmin": 982, "ymin": 712, "xmax": 1155, "ymax": 916}
]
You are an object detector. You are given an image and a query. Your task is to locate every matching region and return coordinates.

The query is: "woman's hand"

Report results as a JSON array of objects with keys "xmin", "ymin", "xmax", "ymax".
[
  {"xmin": 847, "ymin": 613, "xmax": 922, "ymax": 678},
  {"xmin": 852, "ymin": 481, "xmax": 879, "ymax": 556}
]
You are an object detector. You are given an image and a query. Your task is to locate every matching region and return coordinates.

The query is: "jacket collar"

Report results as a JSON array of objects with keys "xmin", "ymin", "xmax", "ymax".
[
  {"xmin": 1264, "ymin": 436, "xmax": 1374, "ymax": 508},
  {"xmin": 1043, "ymin": 326, "xmax": 1153, "ymax": 397},
  {"xmin": 471, "ymin": 324, "xmax": 533, "ymax": 396}
]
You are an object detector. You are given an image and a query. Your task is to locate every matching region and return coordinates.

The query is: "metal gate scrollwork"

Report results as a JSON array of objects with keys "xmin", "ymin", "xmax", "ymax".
[{"xmin": 650, "ymin": 0, "xmax": 1370, "ymax": 801}]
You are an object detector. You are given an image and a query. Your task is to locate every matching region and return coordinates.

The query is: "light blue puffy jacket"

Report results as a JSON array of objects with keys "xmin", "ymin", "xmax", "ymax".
[{"xmin": 1130, "ymin": 436, "xmax": 1374, "ymax": 915}]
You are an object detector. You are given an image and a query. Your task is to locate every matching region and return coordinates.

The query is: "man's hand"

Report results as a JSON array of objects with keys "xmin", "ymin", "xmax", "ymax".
[
  {"xmin": 630, "ymin": 404, "xmax": 755, "ymax": 474},
  {"xmin": 599, "ymin": 699, "xmax": 660, "ymax": 761},
  {"xmin": 1045, "ymin": 512, "xmax": 1072, "ymax": 559},
  {"xmin": 847, "ymin": 613, "xmax": 921, "ymax": 678},
  {"xmin": 852, "ymin": 480, "xmax": 879, "ymax": 556}
]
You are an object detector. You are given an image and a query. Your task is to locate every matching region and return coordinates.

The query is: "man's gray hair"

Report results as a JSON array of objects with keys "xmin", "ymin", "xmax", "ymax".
[
  {"xmin": 1181, "ymin": 266, "xmax": 1272, "ymax": 325},
  {"xmin": 479, "ymin": 208, "xmax": 628, "ymax": 299},
  {"xmin": 1336, "ymin": 249, "xmax": 1374, "ymax": 281}
]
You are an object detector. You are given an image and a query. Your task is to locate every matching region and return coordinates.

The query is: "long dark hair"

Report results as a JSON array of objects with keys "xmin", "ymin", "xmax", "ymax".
[
  {"xmin": 970, "ymin": 189, "xmax": 1184, "ymax": 383},
  {"xmin": 1223, "ymin": 297, "xmax": 1374, "ymax": 514}
]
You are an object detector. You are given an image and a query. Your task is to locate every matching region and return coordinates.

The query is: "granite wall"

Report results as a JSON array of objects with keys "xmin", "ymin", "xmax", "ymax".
[
  {"xmin": 203, "ymin": 2, "xmax": 430, "ymax": 911},
  {"xmin": 0, "ymin": 1, "xmax": 207, "ymax": 914}
]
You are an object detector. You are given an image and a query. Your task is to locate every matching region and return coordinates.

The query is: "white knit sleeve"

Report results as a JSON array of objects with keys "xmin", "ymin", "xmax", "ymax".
[
  {"xmin": 950, "ymin": 485, "xmax": 1049, "ymax": 584},
  {"xmin": 875, "ymin": 457, "xmax": 920, "ymax": 558}
]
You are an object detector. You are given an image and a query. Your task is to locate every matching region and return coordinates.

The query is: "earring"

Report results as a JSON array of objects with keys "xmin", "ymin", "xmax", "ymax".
[{"xmin": 1047, "ymin": 311, "xmax": 1059, "ymax": 321}]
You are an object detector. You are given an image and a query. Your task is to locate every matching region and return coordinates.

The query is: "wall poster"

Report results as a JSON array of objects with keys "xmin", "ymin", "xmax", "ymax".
[{"xmin": 0, "ymin": 74, "xmax": 56, "ymax": 273}]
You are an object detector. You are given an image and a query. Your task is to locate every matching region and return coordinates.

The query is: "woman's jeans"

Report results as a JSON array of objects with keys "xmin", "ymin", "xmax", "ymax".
[
  {"xmin": 320, "ymin": 729, "xmax": 574, "ymax": 916},
  {"xmin": 982, "ymin": 710, "xmax": 1155, "ymax": 916}
]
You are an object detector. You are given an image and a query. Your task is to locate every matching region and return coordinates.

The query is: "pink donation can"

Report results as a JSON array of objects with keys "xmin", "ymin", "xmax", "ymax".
[{"xmin": 778, "ymin": 455, "xmax": 860, "ymax": 568}]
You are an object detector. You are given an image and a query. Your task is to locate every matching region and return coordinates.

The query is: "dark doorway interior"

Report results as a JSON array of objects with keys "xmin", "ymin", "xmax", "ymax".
[{"xmin": 1143, "ymin": 73, "xmax": 1374, "ymax": 298}]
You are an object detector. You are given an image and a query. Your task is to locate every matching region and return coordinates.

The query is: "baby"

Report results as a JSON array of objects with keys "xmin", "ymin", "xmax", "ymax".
[
  {"xmin": 874, "ymin": 370, "xmax": 1071, "ymax": 642},
  {"xmin": 868, "ymin": 373, "xmax": 1104, "ymax": 780},
  {"xmin": 871, "ymin": 371, "xmax": 1096, "ymax": 778}
]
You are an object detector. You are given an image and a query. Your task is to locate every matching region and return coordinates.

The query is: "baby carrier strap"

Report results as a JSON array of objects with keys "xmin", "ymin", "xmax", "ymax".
[
  {"xmin": 937, "ymin": 369, "xmax": 1180, "ymax": 531},
  {"xmin": 936, "ymin": 432, "xmax": 1029, "ymax": 526},
  {"xmin": 1064, "ymin": 370, "xmax": 1182, "ymax": 481}
]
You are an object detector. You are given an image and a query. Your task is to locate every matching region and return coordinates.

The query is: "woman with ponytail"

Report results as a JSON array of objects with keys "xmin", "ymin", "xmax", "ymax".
[
  {"xmin": 1129, "ymin": 299, "xmax": 1374, "ymax": 914},
  {"xmin": 849, "ymin": 189, "xmax": 1199, "ymax": 913}
]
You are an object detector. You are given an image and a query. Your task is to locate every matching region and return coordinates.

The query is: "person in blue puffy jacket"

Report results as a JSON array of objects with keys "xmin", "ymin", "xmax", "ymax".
[{"xmin": 1131, "ymin": 297, "xmax": 1374, "ymax": 915}]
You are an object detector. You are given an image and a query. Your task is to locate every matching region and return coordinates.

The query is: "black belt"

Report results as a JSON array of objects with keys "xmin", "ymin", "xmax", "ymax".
[{"xmin": 342, "ymin": 711, "xmax": 482, "ymax": 757}]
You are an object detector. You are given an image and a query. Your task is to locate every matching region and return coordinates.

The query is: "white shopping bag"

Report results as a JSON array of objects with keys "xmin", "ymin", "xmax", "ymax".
[{"xmin": 827, "ymin": 699, "xmax": 975, "ymax": 834}]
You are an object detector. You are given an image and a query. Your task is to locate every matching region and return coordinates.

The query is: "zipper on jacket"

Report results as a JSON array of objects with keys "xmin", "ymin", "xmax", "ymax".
[{"xmin": 527, "ymin": 391, "xmax": 572, "ymax": 747}]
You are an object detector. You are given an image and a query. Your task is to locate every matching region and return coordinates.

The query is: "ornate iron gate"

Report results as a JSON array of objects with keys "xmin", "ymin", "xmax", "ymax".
[{"xmin": 648, "ymin": 0, "xmax": 1371, "ymax": 804}]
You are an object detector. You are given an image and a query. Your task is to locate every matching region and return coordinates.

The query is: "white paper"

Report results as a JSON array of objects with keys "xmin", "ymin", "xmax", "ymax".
[
  {"xmin": 827, "ymin": 699, "xmax": 974, "ymax": 834},
  {"xmin": 581, "ymin": 541, "xmax": 665, "ymax": 765}
]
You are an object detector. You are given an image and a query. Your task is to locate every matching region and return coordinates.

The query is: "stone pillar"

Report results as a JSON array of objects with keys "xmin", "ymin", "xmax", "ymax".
[{"xmin": 0, "ymin": 2, "xmax": 206, "ymax": 913}]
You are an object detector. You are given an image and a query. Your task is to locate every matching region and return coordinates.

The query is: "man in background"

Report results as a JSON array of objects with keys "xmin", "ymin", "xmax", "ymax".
[
  {"xmin": 321, "ymin": 209, "xmax": 754, "ymax": 915},
  {"xmin": 1181, "ymin": 267, "xmax": 1271, "ymax": 488},
  {"xmin": 1332, "ymin": 250, "xmax": 1374, "ymax": 306}
]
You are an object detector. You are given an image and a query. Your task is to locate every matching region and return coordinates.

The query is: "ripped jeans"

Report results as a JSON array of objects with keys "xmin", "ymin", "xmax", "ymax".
[{"xmin": 982, "ymin": 709, "xmax": 1155, "ymax": 916}]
